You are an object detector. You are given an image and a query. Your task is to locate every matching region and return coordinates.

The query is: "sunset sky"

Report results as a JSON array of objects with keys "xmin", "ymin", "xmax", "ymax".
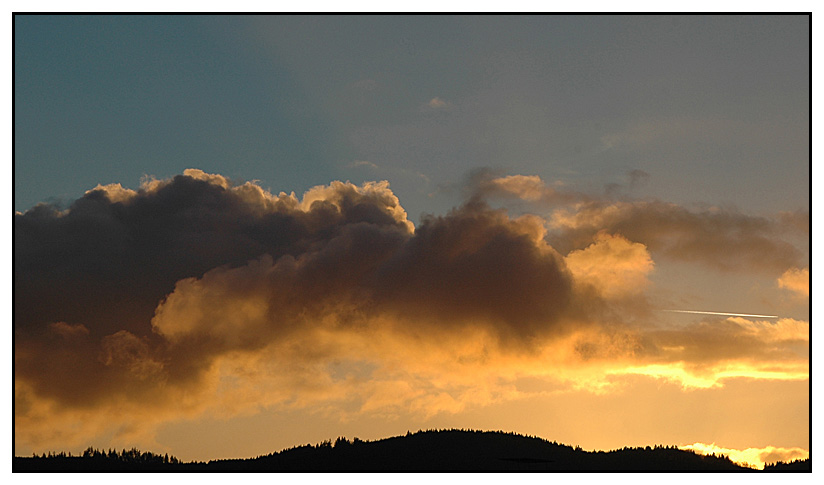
[{"xmin": 13, "ymin": 14, "xmax": 811, "ymax": 469}]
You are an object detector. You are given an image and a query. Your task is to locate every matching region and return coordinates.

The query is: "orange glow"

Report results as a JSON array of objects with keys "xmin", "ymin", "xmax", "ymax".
[
  {"xmin": 777, "ymin": 267, "xmax": 810, "ymax": 297},
  {"xmin": 680, "ymin": 442, "xmax": 809, "ymax": 469},
  {"xmin": 14, "ymin": 171, "xmax": 810, "ymax": 462},
  {"xmin": 565, "ymin": 231, "xmax": 654, "ymax": 299}
]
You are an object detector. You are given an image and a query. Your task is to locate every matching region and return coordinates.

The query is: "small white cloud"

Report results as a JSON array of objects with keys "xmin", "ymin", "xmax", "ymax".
[
  {"xmin": 426, "ymin": 97, "xmax": 450, "ymax": 109},
  {"xmin": 488, "ymin": 174, "xmax": 547, "ymax": 201},
  {"xmin": 349, "ymin": 160, "xmax": 379, "ymax": 170}
]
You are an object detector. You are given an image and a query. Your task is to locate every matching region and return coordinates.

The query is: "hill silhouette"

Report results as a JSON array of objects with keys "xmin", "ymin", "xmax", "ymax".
[
  {"xmin": 763, "ymin": 458, "xmax": 812, "ymax": 471},
  {"xmin": 15, "ymin": 429, "xmax": 801, "ymax": 472}
]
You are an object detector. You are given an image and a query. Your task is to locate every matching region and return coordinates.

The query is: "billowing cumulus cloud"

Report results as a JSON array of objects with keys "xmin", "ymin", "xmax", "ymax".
[
  {"xmin": 565, "ymin": 231, "xmax": 654, "ymax": 300},
  {"xmin": 14, "ymin": 169, "xmax": 808, "ymax": 454},
  {"xmin": 15, "ymin": 170, "xmax": 416, "ymax": 440}
]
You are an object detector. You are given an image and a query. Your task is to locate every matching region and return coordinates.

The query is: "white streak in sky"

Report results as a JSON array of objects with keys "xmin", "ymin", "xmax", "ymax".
[{"xmin": 663, "ymin": 310, "xmax": 779, "ymax": 319}]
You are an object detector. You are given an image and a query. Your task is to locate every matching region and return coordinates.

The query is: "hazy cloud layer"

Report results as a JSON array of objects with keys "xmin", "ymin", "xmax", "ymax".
[
  {"xmin": 549, "ymin": 200, "xmax": 805, "ymax": 274},
  {"xmin": 14, "ymin": 169, "xmax": 808, "ymax": 453},
  {"xmin": 468, "ymin": 170, "xmax": 807, "ymax": 274}
]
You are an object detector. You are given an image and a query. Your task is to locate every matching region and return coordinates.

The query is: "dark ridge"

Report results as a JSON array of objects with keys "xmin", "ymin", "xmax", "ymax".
[
  {"xmin": 763, "ymin": 458, "xmax": 811, "ymax": 471},
  {"xmin": 13, "ymin": 429, "xmax": 775, "ymax": 472}
]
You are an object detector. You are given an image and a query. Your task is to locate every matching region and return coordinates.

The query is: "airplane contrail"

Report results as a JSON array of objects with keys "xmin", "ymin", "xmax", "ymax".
[{"xmin": 662, "ymin": 309, "xmax": 779, "ymax": 319}]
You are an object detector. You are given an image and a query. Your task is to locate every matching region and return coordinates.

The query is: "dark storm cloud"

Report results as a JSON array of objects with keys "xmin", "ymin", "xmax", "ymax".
[
  {"xmin": 372, "ymin": 199, "xmax": 578, "ymax": 342},
  {"xmin": 15, "ymin": 170, "xmax": 410, "ymax": 335},
  {"xmin": 15, "ymin": 169, "xmax": 588, "ymax": 415},
  {"xmin": 15, "ymin": 170, "xmax": 413, "ymax": 406}
]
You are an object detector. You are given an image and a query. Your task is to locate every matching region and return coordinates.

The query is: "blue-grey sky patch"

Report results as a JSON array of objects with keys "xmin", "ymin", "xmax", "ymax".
[{"xmin": 15, "ymin": 15, "xmax": 809, "ymax": 220}]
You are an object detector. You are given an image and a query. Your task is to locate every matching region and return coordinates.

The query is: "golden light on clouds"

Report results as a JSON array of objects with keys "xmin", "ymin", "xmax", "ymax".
[
  {"xmin": 778, "ymin": 267, "xmax": 810, "ymax": 297},
  {"xmin": 12, "ymin": 14, "xmax": 811, "ymax": 469},
  {"xmin": 565, "ymin": 231, "xmax": 654, "ymax": 299},
  {"xmin": 14, "ymin": 170, "xmax": 809, "ymax": 461},
  {"xmin": 485, "ymin": 174, "xmax": 548, "ymax": 201}
]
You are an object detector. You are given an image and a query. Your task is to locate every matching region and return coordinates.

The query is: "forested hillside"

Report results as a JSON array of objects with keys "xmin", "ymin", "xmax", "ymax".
[{"xmin": 15, "ymin": 429, "xmax": 808, "ymax": 472}]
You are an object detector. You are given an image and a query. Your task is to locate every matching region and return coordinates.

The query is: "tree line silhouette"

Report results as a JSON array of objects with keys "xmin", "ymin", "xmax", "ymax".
[
  {"xmin": 763, "ymin": 458, "xmax": 811, "ymax": 471},
  {"xmin": 13, "ymin": 429, "xmax": 811, "ymax": 472},
  {"xmin": 17, "ymin": 447, "xmax": 185, "ymax": 471}
]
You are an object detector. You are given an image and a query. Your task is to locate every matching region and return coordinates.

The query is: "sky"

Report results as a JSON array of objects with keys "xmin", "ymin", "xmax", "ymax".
[{"xmin": 12, "ymin": 14, "xmax": 811, "ymax": 469}]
